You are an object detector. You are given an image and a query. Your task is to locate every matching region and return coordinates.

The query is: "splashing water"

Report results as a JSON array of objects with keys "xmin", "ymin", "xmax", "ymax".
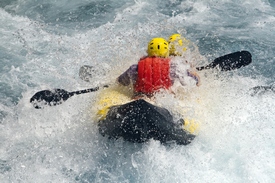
[{"xmin": 1, "ymin": 0, "xmax": 275, "ymax": 182}]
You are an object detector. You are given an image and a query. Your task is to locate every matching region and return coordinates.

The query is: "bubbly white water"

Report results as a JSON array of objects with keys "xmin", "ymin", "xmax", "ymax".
[{"xmin": 1, "ymin": 0, "xmax": 275, "ymax": 182}]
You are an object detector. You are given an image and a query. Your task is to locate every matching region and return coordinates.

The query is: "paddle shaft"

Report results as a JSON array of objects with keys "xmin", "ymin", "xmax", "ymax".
[{"xmin": 70, "ymin": 86, "xmax": 101, "ymax": 96}]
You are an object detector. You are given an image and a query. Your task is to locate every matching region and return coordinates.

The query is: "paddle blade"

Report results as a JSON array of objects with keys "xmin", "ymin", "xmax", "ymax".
[
  {"xmin": 197, "ymin": 51, "xmax": 252, "ymax": 71},
  {"xmin": 30, "ymin": 89, "xmax": 71, "ymax": 109}
]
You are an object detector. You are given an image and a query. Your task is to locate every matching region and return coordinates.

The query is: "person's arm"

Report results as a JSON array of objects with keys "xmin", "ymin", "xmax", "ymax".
[
  {"xmin": 117, "ymin": 64, "xmax": 138, "ymax": 86},
  {"xmin": 187, "ymin": 69, "xmax": 201, "ymax": 86},
  {"xmin": 170, "ymin": 59, "xmax": 201, "ymax": 87}
]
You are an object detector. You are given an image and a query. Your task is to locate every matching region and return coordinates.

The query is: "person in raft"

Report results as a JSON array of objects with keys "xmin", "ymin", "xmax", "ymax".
[{"xmin": 117, "ymin": 35, "xmax": 201, "ymax": 98}]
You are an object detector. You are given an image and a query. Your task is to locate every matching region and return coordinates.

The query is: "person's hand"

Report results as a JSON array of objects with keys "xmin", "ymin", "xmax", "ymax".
[{"xmin": 188, "ymin": 70, "xmax": 201, "ymax": 87}]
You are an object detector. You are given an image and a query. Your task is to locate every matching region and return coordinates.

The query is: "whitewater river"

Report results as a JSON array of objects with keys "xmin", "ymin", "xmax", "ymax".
[{"xmin": 1, "ymin": 0, "xmax": 275, "ymax": 182}]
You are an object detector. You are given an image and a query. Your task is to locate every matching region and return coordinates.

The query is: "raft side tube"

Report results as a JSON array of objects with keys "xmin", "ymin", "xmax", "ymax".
[{"xmin": 98, "ymin": 99, "xmax": 195, "ymax": 145}]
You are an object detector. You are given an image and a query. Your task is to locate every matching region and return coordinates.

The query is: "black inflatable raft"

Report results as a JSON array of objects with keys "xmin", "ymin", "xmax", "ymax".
[{"xmin": 98, "ymin": 99, "xmax": 195, "ymax": 145}]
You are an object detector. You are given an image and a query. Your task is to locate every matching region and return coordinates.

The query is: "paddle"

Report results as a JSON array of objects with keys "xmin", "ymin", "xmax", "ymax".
[
  {"xmin": 30, "ymin": 51, "xmax": 252, "ymax": 109},
  {"xmin": 196, "ymin": 51, "xmax": 252, "ymax": 71},
  {"xmin": 30, "ymin": 85, "xmax": 108, "ymax": 109}
]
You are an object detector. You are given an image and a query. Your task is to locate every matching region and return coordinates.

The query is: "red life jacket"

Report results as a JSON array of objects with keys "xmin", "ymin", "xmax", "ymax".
[{"xmin": 134, "ymin": 57, "xmax": 172, "ymax": 95}]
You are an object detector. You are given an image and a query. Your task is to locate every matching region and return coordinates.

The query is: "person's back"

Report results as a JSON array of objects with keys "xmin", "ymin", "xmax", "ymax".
[{"xmin": 117, "ymin": 36, "xmax": 200, "ymax": 98}]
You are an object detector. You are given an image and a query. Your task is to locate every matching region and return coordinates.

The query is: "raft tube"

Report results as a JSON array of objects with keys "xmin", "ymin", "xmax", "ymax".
[{"xmin": 98, "ymin": 99, "xmax": 195, "ymax": 145}]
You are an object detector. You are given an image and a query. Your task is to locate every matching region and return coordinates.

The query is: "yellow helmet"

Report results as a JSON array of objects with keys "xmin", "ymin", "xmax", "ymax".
[
  {"xmin": 168, "ymin": 34, "xmax": 189, "ymax": 56},
  {"xmin": 147, "ymin": 37, "xmax": 169, "ymax": 58}
]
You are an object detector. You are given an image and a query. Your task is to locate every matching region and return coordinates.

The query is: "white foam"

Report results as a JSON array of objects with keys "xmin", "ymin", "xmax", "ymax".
[{"xmin": 1, "ymin": 0, "xmax": 275, "ymax": 182}]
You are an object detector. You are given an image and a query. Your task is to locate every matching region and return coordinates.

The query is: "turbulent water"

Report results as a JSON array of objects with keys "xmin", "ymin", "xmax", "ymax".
[{"xmin": 1, "ymin": 0, "xmax": 275, "ymax": 182}]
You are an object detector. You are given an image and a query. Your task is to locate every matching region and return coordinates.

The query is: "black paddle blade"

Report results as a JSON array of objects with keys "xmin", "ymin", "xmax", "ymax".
[
  {"xmin": 30, "ymin": 89, "xmax": 72, "ymax": 109},
  {"xmin": 196, "ymin": 51, "xmax": 252, "ymax": 71}
]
